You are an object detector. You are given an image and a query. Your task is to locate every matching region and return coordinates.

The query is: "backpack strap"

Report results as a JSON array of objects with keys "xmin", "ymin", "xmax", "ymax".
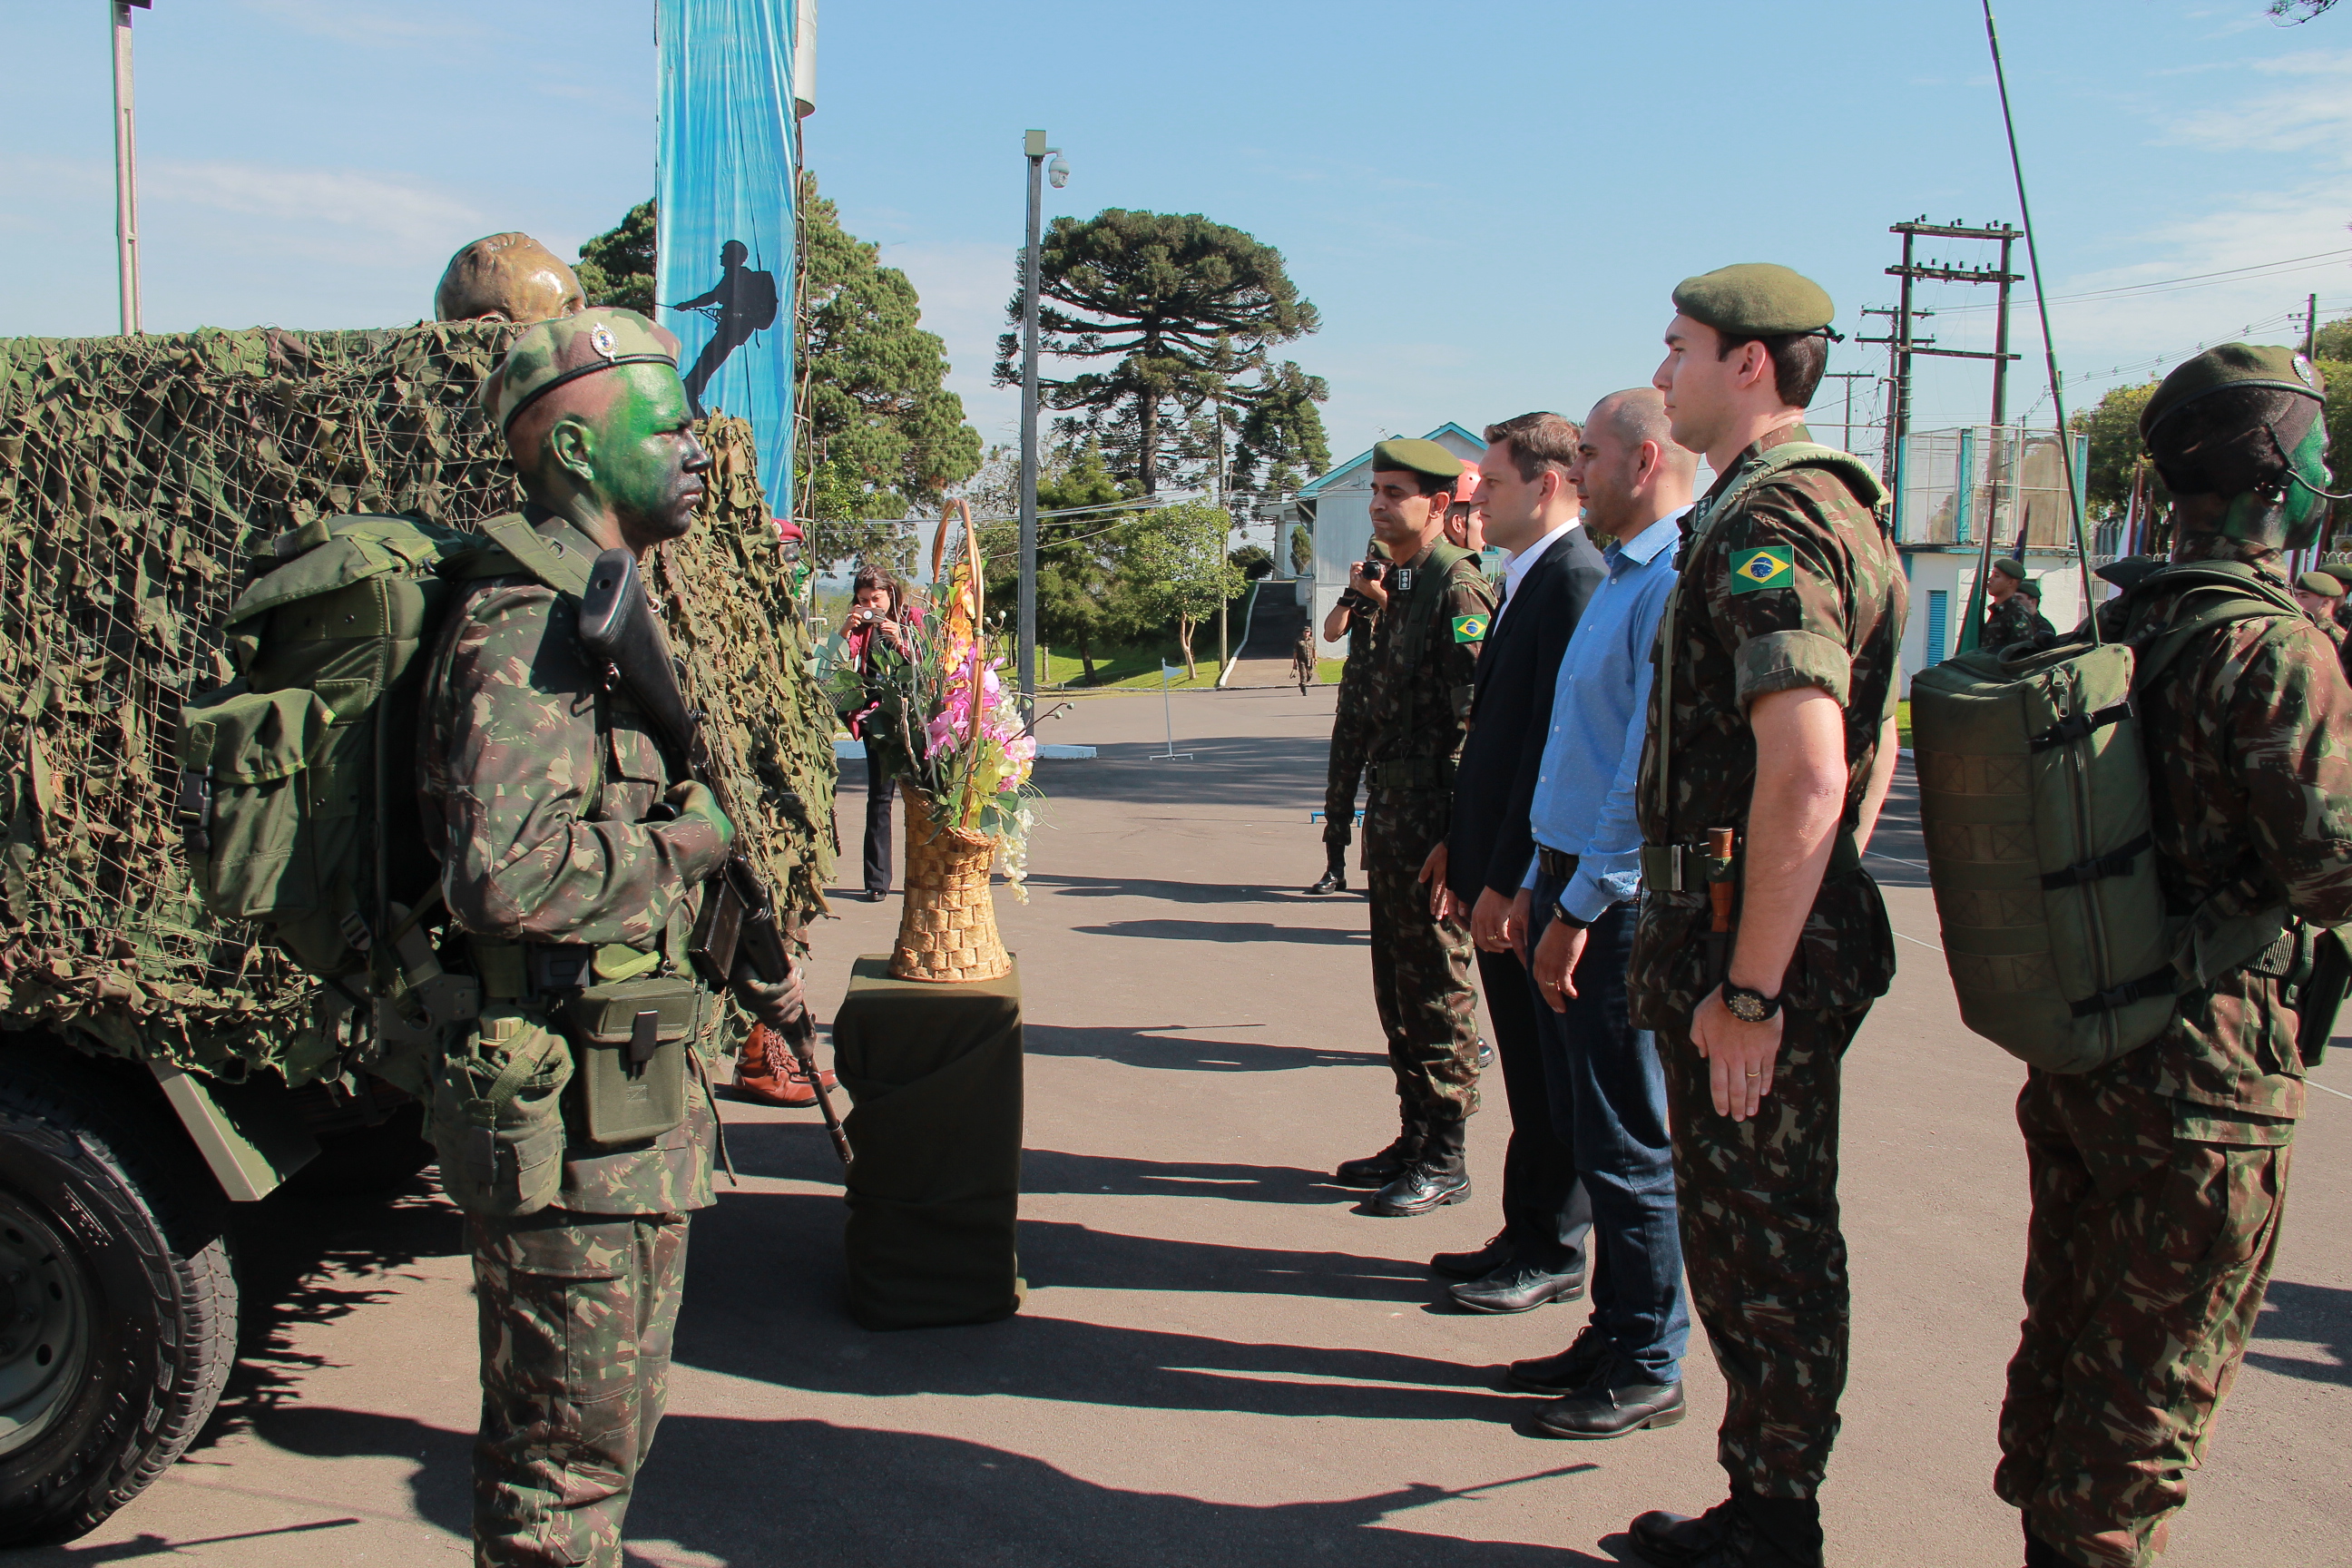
[{"xmin": 475, "ymin": 512, "xmax": 597, "ymax": 598}]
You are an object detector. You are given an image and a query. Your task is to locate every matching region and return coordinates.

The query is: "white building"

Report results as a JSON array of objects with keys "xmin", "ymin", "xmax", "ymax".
[{"xmin": 1293, "ymin": 423, "xmax": 1487, "ymax": 652}]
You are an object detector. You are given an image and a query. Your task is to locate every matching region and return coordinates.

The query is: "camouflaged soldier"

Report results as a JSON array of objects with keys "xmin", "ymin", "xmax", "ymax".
[
  {"xmin": 1308, "ymin": 551, "xmax": 1386, "ymax": 895},
  {"xmin": 1998, "ymin": 346, "xmax": 2352, "ymax": 1568},
  {"xmin": 1621, "ymin": 266, "xmax": 1906, "ymax": 1568},
  {"xmin": 1330, "ymin": 439, "xmax": 1495, "ymax": 1217},
  {"xmin": 418, "ymin": 309, "xmax": 805, "ymax": 1567}
]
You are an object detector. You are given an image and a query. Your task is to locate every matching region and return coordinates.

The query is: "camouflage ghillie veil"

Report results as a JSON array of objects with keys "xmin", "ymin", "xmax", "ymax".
[{"xmin": 0, "ymin": 323, "xmax": 834, "ymax": 1083}]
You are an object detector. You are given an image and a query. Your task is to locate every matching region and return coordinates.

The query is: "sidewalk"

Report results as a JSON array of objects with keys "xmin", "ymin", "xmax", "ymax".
[{"xmin": 40, "ymin": 687, "xmax": 2350, "ymax": 1566}]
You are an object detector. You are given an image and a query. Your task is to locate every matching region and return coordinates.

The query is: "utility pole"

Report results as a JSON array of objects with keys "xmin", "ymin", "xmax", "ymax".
[
  {"xmin": 2307, "ymin": 291, "xmax": 2319, "ymax": 358},
  {"xmin": 1820, "ymin": 371, "xmax": 1873, "ymax": 457},
  {"xmin": 111, "ymin": 1, "xmax": 152, "ymax": 336},
  {"xmin": 1017, "ymin": 129, "xmax": 1066, "ymax": 719},
  {"xmin": 1863, "ymin": 220, "xmax": 2022, "ymax": 542}
]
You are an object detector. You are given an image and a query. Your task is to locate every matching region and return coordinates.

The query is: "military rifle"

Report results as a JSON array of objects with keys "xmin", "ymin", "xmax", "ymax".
[{"xmin": 576, "ymin": 546, "xmax": 852, "ymax": 1166}]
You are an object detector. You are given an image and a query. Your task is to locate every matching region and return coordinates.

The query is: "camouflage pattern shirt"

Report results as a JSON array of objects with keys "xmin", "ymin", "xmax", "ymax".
[
  {"xmin": 419, "ymin": 514, "xmax": 730, "ymax": 1213},
  {"xmin": 1984, "ymin": 593, "xmax": 2054, "ymax": 655},
  {"xmin": 2122, "ymin": 533, "xmax": 2352, "ymax": 1126},
  {"xmin": 1629, "ymin": 424, "xmax": 1908, "ymax": 1029},
  {"xmin": 1361, "ymin": 543, "xmax": 1494, "ymax": 779}
]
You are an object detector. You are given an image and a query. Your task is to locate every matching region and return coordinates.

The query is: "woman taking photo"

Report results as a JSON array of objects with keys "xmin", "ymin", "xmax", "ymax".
[{"xmin": 841, "ymin": 562, "xmax": 918, "ymax": 900}]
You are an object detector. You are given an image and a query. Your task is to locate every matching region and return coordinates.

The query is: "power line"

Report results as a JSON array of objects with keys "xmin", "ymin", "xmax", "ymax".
[{"xmin": 1926, "ymin": 247, "xmax": 2352, "ymax": 316}]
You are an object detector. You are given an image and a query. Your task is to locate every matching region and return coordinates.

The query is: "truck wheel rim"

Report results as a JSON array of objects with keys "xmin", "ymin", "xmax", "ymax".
[{"xmin": 0, "ymin": 1194, "xmax": 94, "ymax": 1460}]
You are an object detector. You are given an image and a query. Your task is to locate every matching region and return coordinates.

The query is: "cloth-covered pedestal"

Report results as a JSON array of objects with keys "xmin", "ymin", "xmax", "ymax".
[{"xmin": 832, "ymin": 954, "xmax": 1024, "ymax": 1329}]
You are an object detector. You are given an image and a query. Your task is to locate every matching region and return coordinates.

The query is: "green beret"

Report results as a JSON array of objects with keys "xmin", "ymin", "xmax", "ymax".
[
  {"xmin": 2140, "ymin": 342, "xmax": 2324, "ymax": 440},
  {"xmin": 2322, "ymin": 563, "xmax": 2352, "ymax": 586},
  {"xmin": 1991, "ymin": 556, "xmax": 2025, "ymax": 579},
  {"xmin": 1370, "ymin": 437, "xmax": 1464, "ymax": 482},
  {"xmin": 1671, "ymin": 263, "xmax": 1836, "ymax": 338},
  {"xmin": 482, "ymin": 308, "xmax": 682, "ymax": 436},
  {"xmin": 2094, "ymin": 554, "xmax": 2166, "ymax": 592},
  {"xmin": 2016, "ymin": 579, "xmax": 2042, "ymax": 600},
  {"xmin": 2298, "ymin": 570, "xmax": 2346, "ymax": 599}
]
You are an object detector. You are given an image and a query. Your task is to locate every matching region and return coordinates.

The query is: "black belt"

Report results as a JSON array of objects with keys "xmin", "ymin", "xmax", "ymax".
[
  {"xmin": 1365, "ymin": 756, "xmax": 1457, "ymax": 793},
  {"xmin": 1536, "ymin": 847, "xmax": 1579, "ymax": 882}
]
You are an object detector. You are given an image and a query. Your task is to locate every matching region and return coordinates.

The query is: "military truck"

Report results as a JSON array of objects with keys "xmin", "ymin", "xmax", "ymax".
[{"xmin": 0, "ymin": 324, "xmax": 835, "ymax": 1544}]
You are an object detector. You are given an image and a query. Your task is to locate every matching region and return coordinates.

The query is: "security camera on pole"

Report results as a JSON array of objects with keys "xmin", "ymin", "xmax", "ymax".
[{"xmin": 1017, "ymin": 129, "xmax": 1070, "ymax": 721}]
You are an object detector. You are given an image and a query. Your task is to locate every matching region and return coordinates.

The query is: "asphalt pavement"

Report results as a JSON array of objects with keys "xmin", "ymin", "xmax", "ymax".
[{"xmin": 26, "ymin": 687, "xmax": 2350, "ymax": 1566}]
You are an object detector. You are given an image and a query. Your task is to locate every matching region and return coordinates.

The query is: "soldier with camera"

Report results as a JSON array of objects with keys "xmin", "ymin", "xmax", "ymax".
[{"xmin": 1307, "ymin": 544, "xmax": 1390, "ymax": 895}]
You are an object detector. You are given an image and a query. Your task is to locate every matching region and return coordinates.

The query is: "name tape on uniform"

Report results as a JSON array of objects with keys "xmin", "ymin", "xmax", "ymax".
[{"xmin": 1730, "ymin": 545, "xmax": 1795, "ymax": 595}]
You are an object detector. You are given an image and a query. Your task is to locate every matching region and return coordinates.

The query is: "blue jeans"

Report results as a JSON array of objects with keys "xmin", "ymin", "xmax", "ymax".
[{"xmin": 1525, "ymin": 868, "xmax": 1689, "ymax": 1383}]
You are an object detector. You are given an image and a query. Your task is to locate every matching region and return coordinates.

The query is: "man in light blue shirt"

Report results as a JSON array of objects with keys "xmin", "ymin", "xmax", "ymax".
[{"xmin": 1507, "ymin": 388, "xmax": 1698, "ymax": 1441}]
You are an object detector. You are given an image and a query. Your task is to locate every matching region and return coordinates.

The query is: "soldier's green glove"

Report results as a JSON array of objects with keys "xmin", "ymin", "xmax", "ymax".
[{"xmin": 663, "ymin": 780, "xmax": 735, "ymax": 852}]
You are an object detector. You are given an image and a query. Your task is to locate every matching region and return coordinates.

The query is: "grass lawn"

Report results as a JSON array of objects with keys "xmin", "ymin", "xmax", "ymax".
[
  {"xmin": 1897, "ymin": 699, "xmax": 1912, "ymax": 750},
  {"xmin": 1039, "ymin": 642, "xmax": 1221, "ymax": 691}
]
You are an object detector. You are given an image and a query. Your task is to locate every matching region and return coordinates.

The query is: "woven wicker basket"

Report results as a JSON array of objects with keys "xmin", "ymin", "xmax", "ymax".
[{"xmin": 888, "ymin": 782, "xmax": 1013, "ymax": 983}]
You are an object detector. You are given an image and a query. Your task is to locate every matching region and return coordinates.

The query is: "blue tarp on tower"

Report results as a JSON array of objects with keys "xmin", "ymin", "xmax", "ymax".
[{"xmin": 656, "ymin": 0, "xmax": 799, "ymax": 516}]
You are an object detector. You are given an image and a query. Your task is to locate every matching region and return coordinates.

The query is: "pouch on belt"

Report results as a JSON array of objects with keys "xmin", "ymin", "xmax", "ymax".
[
  {"xmin": 430, "ymin": 1008, "xmax": 571, "ymax": 1218},
  {"xmin": 563, "ymin": 974, "xmax": 703, "ymax": 1146}
]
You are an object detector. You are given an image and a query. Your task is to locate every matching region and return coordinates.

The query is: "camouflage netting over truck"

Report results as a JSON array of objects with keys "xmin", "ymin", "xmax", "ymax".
[{"xmin": 0, "ymin": 323, "xmax": 836, "ymax": 1084}]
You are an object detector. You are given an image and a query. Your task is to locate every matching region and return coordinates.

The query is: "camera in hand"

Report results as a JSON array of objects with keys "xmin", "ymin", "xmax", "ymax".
[{"xmin": 1361, "ymin": 557, "xmax": 1387, "ymax": 584}]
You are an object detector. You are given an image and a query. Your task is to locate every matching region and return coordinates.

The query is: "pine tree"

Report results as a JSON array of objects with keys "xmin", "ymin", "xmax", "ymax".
[{"xmin": 576, "ymin": 201, "xmax": 656, "ymax": 315}]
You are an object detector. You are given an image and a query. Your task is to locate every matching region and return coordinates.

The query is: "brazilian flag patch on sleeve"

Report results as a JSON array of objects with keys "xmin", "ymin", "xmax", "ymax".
[
  {"xmin": 1451, "ymin": 612, "xmax": 1490, "ymax": 643},
  {"xmin": 1730, "ymin": 545, "xmax": 1795, "ymax": 595}
]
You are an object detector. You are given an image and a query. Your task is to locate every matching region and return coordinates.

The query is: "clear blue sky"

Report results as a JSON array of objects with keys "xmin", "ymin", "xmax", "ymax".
[{"xmin": 6, "ymin": 1, "xmax": 2349, "ymax": 478}]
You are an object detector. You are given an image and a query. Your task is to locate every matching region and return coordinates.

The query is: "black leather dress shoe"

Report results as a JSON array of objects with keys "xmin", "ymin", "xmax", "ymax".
[
  {"xmin": 1508, "ymin": 1325, "xmax": 1612, "ymax": 1395},
  {"xmin": 1369, "ymin": 1161, "xmax": 1469, "ymax": 1216},
  {"xmin": 1449, "ymin": 1259, "xmax": 1583, "ymax": 1314},
  {"xmin": 1429, "ymin": 1230, "xmax": 1512, "ymax": 1279},
  {"xmin": 1305, "ymin": 867, "xmax": 1347, "ymax": 895},
  {"xmin": 1533, "ymin": 1376, "xmax": 1683, "ymax": 1438}
]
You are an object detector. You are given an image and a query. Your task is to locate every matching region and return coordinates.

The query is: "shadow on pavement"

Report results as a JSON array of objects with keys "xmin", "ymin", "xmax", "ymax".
[
  {"xmin": 625, "ymin": 1417, "xmax": 1621, "ymax": 1567},
  {"xmin": 1041, "ymin": 737, "xmax": 1327, "ymax": 813},
  {"xmin": 2247, "ymin": 1277, "xmax": 2352, "ymax": 1387},
  {"xmin": 1021, "ymin": 1022, "xmax": 1381, "ymax": 1073},
  {"xmin": 1022, "ymin": 873, "xmax": 1305, "ymax": 906},
  {"xmin": 1020, "ymin": 1148, "xmax": 1364, "ymax": 1205},
  {"xmin": 1073, "ymin": 916, "xmax": 1367, "ymax": 946}
]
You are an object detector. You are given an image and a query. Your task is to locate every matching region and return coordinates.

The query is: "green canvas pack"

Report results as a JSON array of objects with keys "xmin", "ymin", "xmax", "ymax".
[
  {"xmin": 1912, "ymin": 561, "xmax": 2337, "ymax": 1073},
  {"xmin": 172, "ymin": 514, "xmax": 568, "ymax": 1006}
]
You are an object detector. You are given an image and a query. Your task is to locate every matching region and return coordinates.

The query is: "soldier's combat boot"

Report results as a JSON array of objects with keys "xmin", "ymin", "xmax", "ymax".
[
  {"xmin": 1628, "ymin": 1493, "xmax": 1821, "ymax": 1568},
  {"xmin": 1334, "ymin": 1114, "xmax": 1424, "ymax": 1187},
  {"xmin": 1370, "ymin": 1117, "xmax": 1470, "ymax": 1217},
  {"xmin": 1306, "ymin": 843, "xmax": 1348, "ymax": 895}
]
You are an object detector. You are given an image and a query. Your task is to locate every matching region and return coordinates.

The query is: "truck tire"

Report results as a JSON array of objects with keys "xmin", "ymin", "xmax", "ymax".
[{"xmin": 0, "ymin": 1054, "xmax": 239, "ymax": 1546}]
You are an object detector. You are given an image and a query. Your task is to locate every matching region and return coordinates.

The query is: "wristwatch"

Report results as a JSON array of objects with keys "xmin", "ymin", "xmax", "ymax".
[
  {"xmin": 1722, "ymin": 984, "xmax": 1781, "ymax": 1024},
  {"xmin": 1550, "ymin": 900, "xmax": 1589, "ymax": 932}
]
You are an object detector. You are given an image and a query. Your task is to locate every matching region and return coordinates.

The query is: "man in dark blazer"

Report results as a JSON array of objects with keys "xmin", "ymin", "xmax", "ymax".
[{"xmin": 1418, "ymin": 412, "xmax": 1606, "ymax": 1313}]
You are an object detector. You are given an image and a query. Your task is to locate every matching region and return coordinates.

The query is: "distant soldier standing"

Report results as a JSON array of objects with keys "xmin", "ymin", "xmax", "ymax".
[
  {"xmin": 1981, "ymin": 555, "xmax": 2045, "ymax": 654},
  {"xmin": 422, "ymin": 310, "xmax": 805, "ymax": 1566},
  {"xmin": 1998, "ymin": 347, "xmax": 2352, "ymax": 1568},
  {"xmin": 1307, "ymin": 545, "xmax": 1388, "ymax": 896},
  {"xmin": 1622, "ymin": 266, "xmax": 1906, "ymax": 1568},
  {"xmin": 1331, "ymin": 439, "xmax": 1495, "ymax": 1215},
  {"xmin": 1292, "ymin": 621, "xmax": 1318, "ymax": 694}
]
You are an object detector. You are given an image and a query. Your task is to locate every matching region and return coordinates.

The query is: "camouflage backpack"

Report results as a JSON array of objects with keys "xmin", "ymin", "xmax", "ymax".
[
  {"xmin": 1912, "ymin": 560, "xmax": 2347, "ymax": 1073},
  {"xmin": 173, "ymin": 513, "xmax": 562, "ymax": 1041}
]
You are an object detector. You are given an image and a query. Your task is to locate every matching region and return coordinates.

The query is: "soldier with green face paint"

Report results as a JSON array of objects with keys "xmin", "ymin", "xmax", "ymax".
[
  {"xmin": 419, "ymin": 308, "xmax": 807, "ymax": 1566},
  {"xmin": 1998, "ymin": 345, "xmax": 2352, "ymax": 1568}
]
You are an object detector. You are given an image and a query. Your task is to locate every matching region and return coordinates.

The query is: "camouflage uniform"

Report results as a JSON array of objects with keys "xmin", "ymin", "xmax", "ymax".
[
  {"xmin": 1323, "ymin": 600, "xmax": 1377, "ymax": 854},
  {"xmin": 1361, "ymin": 543, "xmax": 1494, "ymax": 1121},
  {"xmin": 1995, "ymin": 534, "xmax": 2352, "ymax": 1568},
  {"xmin": 419, "ymin": 511, "xmax": 729, "ymax": 1568},
  {"xmin": 1983, "ymin": 592, "xmax": 2054, "ymax": 655},
  {"xmin": 1629, "ymin": 423, "xmax": 1906, "ymax": 1500}
]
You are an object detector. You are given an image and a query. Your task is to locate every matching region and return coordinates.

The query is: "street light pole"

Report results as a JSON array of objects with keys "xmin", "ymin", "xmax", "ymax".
[
  {"xmin": 1018, "ymin": 131, "xmax": 1046, "ymax": 717},
  {"xmin": 111, "ymin": 0, "xmax": 151, "ymax": 336},
  {"xmin": 1017, "ymin": 129, "xmax": 1066, "ymax": 718}
]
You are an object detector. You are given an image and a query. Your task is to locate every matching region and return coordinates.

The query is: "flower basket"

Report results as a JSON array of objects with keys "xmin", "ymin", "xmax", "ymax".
[{"xmin": 888, "ymin": 783, "xmax": 1012, "ymax": 983}]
